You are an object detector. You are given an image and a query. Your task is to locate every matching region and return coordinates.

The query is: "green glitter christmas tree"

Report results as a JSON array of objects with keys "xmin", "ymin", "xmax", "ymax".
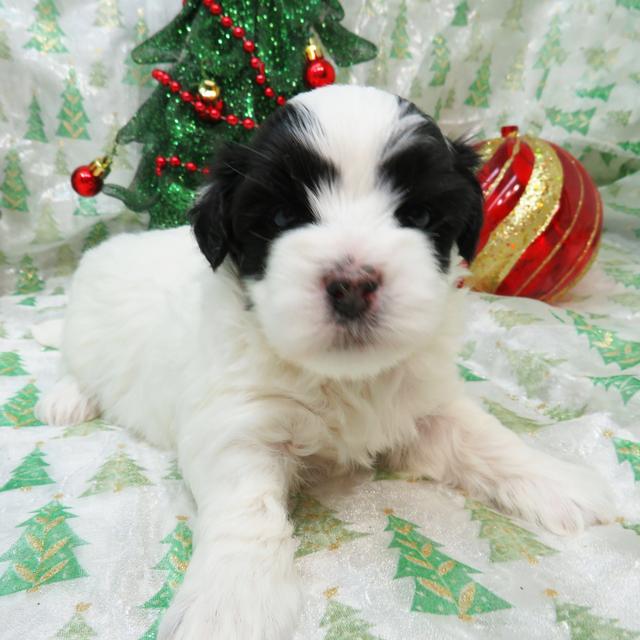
[
  {"xmin": 52, "ymin": 603, "xmax": 97, "ymax": 639},
  {"xmin": 24, "ymin": 0, "xmax": 68, "ymax": 54},
  {"xmin": 14, "ymin": 256, "xmax": 44, "ymax": 295},
  {"xmin": 95, "ymin": 0, "xmax": 376, "ymax": 228},
  {"xmin": 0, "ymin": 383, "xmax": 44, "ymax": 428},
  {"xmin": 24, "ymin": 94, "xmax": 47, "ymax": 142},
  {"xmin": 385, "ymin": 512, "xmax": 511, "ymax": 617},
  {"xmin": 319, "ymin": 596, "xmax": 383, "ymax": 640},
  {"xmin": 0, "ymin": 499, "xmax": 87, "ymax": 595},
  {"xmin": 554, "ymin": 598, "xmax": 640, "ymax": 640},
  {"xmin": 0, "ymin": 352, "xmax": 28, "ymax": 376},
  {"xmin": 81, "ymin": 448, "xmax": 152, "ymax": 496},
  {"xmin": 0, "ymin": 444, "xmax": 55, "ymax": 492},
  {"xmin": 1, "ymin": 150, "xmax": 30, "ymax": 212},
  {"xmin": 57, "ymin": 70, "xmax": 90, "ymax": 140}
]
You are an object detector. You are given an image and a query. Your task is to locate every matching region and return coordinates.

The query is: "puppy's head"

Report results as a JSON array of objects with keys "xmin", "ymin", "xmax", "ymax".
[{"xmin": 191, "ymin": 85, "xmax": 483, "ymax": 379}]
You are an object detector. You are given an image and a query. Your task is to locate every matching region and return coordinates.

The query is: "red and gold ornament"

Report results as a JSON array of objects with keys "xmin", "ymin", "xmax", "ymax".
[
  {"xmin": 71, "ymin": 157, "xmax": 112, "ymax": 197},
  {"xmin": 304, "ymin": 40, "xmax": 335, "ymax": 89},
  {"xmin": 467, "ymin": 126, "xmax": 602, "ymax": 302}
]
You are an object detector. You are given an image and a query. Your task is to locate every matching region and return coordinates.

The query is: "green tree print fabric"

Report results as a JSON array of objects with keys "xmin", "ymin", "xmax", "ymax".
[{"xmin": 2, "ymin": 0, "xmax": 640, "ymax": 637}]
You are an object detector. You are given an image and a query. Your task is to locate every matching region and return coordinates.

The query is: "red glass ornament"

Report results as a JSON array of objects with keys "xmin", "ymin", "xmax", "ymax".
[
  {"xmin": 220, "ymin": 15, "xmax": 233, "ymax": 28},
  {"xmin": 304, "ymin": 57, "xmax": 336, "ymax": 89},
  {"xmin": 467, "ymin": 126, "xmax": 602, "ymax": 301},
  {"xmin": 71, "ymin": 165, "xmax": 103, "ymax": 197},
  {"xmin": 226, "ymin": 114, "xmax": 239, "ymax": 126}
]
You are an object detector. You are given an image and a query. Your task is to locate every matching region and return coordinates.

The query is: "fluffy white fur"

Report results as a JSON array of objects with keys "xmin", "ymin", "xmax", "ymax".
[{"xmin": 38, "ymin": 85, "xmax": 612, "ymax": 640}]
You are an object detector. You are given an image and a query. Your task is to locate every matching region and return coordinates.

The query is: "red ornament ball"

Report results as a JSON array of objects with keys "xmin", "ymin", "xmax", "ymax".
[
  {"xmin": 467, "ymin": 126, "xmax": 602, "ymax": 302},
  {"xmin": 304, "ymin": 57, "xmax": 335, "ymax": 89},
  {"xmin": 71, "ymin": 165, "xmax": 103, "ymax": 197}
]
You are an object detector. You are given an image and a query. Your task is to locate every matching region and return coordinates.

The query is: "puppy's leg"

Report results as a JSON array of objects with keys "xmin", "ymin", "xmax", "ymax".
[
  {"xmin": 158, "ymin": 410, "xmax": 301, "ymax": 640},
  {"xmin": 36, "ymin": 374, "xmax": 100, "ymax": 426},
  {"xmin": 394, "ymin": 396, "xmax": 612, "ymax": 535}
]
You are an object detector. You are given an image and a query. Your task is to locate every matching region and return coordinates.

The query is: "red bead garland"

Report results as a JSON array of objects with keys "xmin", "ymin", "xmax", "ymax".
[{"xmin": 155, "ymin": 155, "xmax": 211, "ymax": 177}]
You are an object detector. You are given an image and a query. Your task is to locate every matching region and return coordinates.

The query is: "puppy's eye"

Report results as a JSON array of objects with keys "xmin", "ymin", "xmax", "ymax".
[
  {"xmin": 273, "ymin": 210, "xmax": 298, "ymax": 229},
  {"xmin": 397, "ymin": 206, "xmax": 431, "ymax": 229}
]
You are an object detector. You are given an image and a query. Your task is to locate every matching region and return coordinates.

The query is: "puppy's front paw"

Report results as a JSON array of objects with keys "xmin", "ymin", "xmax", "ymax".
[
  {"xmin": 157, "ymin": 560, "xmax": 301, "ymax": 640},
  {"xmin": 490, "ymin": 459, "xmax": 614, "ymax": 535}
]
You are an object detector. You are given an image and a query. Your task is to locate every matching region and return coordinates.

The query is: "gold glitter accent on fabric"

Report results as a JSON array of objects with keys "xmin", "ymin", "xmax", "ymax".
[
  {"xmin": 513, "ymin": 155, "xmax": 585, "ymax": 296},
  {"xmin": 468, "ymin": 136, "xmax": 563, "ymax": 293}
]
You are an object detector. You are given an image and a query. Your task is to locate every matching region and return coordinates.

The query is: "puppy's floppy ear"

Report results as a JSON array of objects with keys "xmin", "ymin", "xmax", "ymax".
[
  {"xmin": 449, "ymin": 138, "xmax": 484, "ymax": 263},
  {"xmin": 189, "ymin": 143, "xmax": 248, "ymax": 270}
]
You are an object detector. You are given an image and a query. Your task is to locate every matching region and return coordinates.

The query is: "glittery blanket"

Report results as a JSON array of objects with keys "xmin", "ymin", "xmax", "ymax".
[{"xmin": 1, "ymin": 1, "xmax": 640, "ymax": 638}]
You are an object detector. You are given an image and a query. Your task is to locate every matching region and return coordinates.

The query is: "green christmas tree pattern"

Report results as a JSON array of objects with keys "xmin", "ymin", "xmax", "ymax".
[
  {"xmin": 56, "ymin": 245, "xmax": 78, "ymax": 277},
  {"xmin": 609, "ymin": 293, "xmax": 640, "ymax": 311},
  {"xmin": 0, "ymin": 444, "xmax": 55, "ymax": 492},
  {"xmin": 502, "ymin": 0, "xmax": 524, "ymax": 31},
  {"xmin": 541, "ymin": 404, "xmax": 586, "ymax": 422},
  {"xmin": 451, "ymin": 1, "xmax": 469, "ymax": 26},
  {"xmin": 0, "ymin": 26, "xmax": 11, "ymax": 60},
  {"xmin": 458, "ymin": 364, "xmax": 486, "ymax": 382},
  {"xmin": 554, "ymin": 598, "xmax": 640, "ymax": 639},
  {"xmin": 54, "ymin": 144, "xmax": 70, "ymax": 175},
  {"xmin": 503, "ymin": 47, "xmax": 526, "ymax": 91},
  {"xmin": 291, "ymin": 494, "xmax": 367, "ymax": 558},
  {"xmin": 83, "ymin": 222, "xmax": 109, "ymax": 252},
  {"xmin": 1, "ymin": 150, "xmax": 30, "ymax": 212},
  {"xmin": 34, "ymin": 203, "xmax": 62, "ymax": 244},
  {"xmin": 585, "ymin": 46, "xmax": 619, "ymax": 71},
  {"xmin": 566, "ymin": 310, "xmax": 640, "ymax": 370},
  {"xmin": 74, "ymin": 197, "xmax": 100, "ymax": 217},
  {"xmin": 429, "ymin": 34, "xmax": 450, "ymax": 87},
  {"xmin": 124, "ymin": 11, "xmax": 154, "ymax": 87},
  {"xmin": 612, "ymin": 437, "xmax": 640, "ymax": 481},
  {"xmin": 576, "ymin": 84, "xmax": 615, "ymax": 101},
  {"xmin": 81, "ymin": 448, "xmax": 152, "ymax": 496},
  {"xmin": 617, "ymin": 0, "xmax": 640, "ymax": 9},
  {"xmin": 499, "ymin": 343, "xmax": 563, "ymax": 397},
  {"xmin": 15, "ymin": 255, "xmax": 44, "ymax": 295},
  {"xmin": 139, "ymin": 518, "xmax": 193, "ymax": 640},
  {"xmin": 534, "ymin": 16, "xmax": 567, "ymax": 99},
  {"xmin": 603, "ymin": 265, "xmax": 640, "ymax": 289},
  {"xmin": 57, "ymin": 419, "xmax": 113, "ymax": 439},
  {"xmin": 24, "ymin": 94, "xmax": 47, "ymax": 142},
  {"xmin": 19, "ymin": 297, "xmax": 37, "ymax": 308},
  {"xmin": 0, "ymin": 352, "xmax": 28, "ymax": 376},
  {"xmin": 385, "ymin": 513, "xmax": 511, "ymax": 617},
  {"xmin": 466, "ymin": 499, "xmax": 556, "ymax": 563},
  {"xmin": 94, "ymin": 0, "xmax": 123, "ymax": 28},
  {"xmin": 545, "ymin": 107, "xmax": 596, "ymax": 135},
  {"xmin": 24, "ymin": 0, "xmax": 68, "ymax": 53},
  {"xmin": 490, "ymin": 308, "xmax": 542, "ymax": 329},
  {"xmin": 52, "ymin": 602, "xmax": 97, "ymax": 639},
  {"xmin": 465, "ymin": 55, "xmax": 492, "ymax": 108},
  {"xmin": 0, "ymin": 383, "xmax": 44, "ymax": 428},
  {"xmin": 320, "ymin": 596, "xmax": 383, "ymax": 640},
  {"xmin": 89, "ymin": 60, "xmax": 108, "ymax": 88},
  {"xmin": 390, "ymin": 1, "xmax": 411, "ymax": 59},
  {"xmin": 619, "ymin": 141, "xmax": 640, "ymax": 156},
  {"xmin": 0, "ymin": 499, "xmax": 87, "ymax": 595},
  {"xmin": 622, "ymin": 520, "xmax": 640, "ymax": 537},
  {"xmin": 592, "ymin": 375, "xmax": 640, "ymax": 404},
  {"xmin": 57, "ymin": 70, "xmax": 90, "ymax": 140},
  {"xmin": 163, "ymin": 459, "xmax": 183, "ymax": 480},
  {"xmin": 483, "ymin": 398, "xmax": 546, "ymax": 434}
]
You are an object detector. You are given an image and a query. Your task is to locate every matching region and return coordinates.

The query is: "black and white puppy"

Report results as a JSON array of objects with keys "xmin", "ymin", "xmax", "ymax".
[{"xmin": 38, "ymin": 85, "xmax": 611, "ymax": 640}]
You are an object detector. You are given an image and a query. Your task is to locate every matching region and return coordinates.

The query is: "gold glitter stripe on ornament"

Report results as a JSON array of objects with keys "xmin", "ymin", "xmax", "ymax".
[
  {"xmin": 483, "ymin": 139, "xmax": 521, "ymax": 199},
  {"xmin": 468, "ymin": 136, "xmax": 563, "ymax": 293},
  {"xmin": 547, "ymin": 190, "xmax": 602, "ymax": 302},
  {"xmin": 513, "ymin": 154, "xmax": 585, "ymax": 296},
  {"xmin": 477, "ymin": 137, "xmax": 502, "ymax": 164}
]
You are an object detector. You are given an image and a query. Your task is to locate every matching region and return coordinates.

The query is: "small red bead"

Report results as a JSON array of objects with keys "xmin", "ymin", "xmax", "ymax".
[
  {"xmin": 226, "ymin": 114, "xmax": 238, "ymax": 126},
  {"xmin": 203, "ymin": 0, "xmax": 213, "ymax": 6},
  {"xmin": 71, "ymin": 165, "xmax": 103, "ymax": 197},
  {"xmin": 210, "ymin": 2, "xmax": 222, "ymax": 14},
  {"xmin": 160, "ymin": 74, "xmax": 171, "ymax": 86},
  {"xmin": 276, "ymin": 96, "xmax": 286, "ymax": 106},
  {"xmin": 169, "ymin": 156, "xmax": 181, "ymax": 167},
  {"xmin": 169, "ymin": 80, "xmax": 181, "ymax": 93},
  {"xmin": 194, "ymin": 100, "xmax": 206, "ymax": 113},
  {"xmin": 155, "ymin": 167, "xmax": 163, "ymax": 176},
  {"xmin": 201, "ymin": 167, "xmax": 211, "ymax": 175},
  {"xmin": 155, "ymin": 156, "xmax": 167, "ymax": 168},
  {"xmin": 242, "ymin": 118, "xmax": 255, "ymax": 130},
  {"xmin": 209, "ymin": 108, "xmax": 221, "ymax": 120},
  {"xmin": 231, "ymin": 26, "xmax": 245, "ymax": 38},
  {"xmin": 250, "ymin": 56, "xmax": 261, "ymax": 68},
  {"xmin": 185, "ymin": 162, "xmax": 198, "ymax": 172},
  {"xmin": 151, "ymin": 69, "xmax": 163, "ymax": 81},
  {"xmin": 220, "ymin": 15, "xmax": 232, "ymax": 28},
  {"xmin": 264, "ymin": 87, "xmax": 275, "ymax": 98},
  {"xmin": 255, "ymin": 74, "xmax": 266, "ymax": 85},
  {"xmin": 243, "ymin": 39, "xmax": 255, "ymax": 53},
  {"xmin": 180, "ymin": 91, "xmax": 193, "ymax": 102}
]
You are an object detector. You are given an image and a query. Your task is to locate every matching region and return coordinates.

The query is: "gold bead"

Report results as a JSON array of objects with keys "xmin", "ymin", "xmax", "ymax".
[{"xmin": 198, "ymin": 79, "xmax": 221, "ymax": 102}]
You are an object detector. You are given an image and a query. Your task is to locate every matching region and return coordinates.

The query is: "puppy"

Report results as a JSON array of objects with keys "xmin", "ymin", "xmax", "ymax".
[{"xmin": 38, "ymin": 85, "xmax": 611, "ymax": 640}]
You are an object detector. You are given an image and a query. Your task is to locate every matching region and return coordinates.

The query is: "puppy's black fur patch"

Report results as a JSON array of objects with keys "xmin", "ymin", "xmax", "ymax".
[
  {"xmin": 190, "ymin": 104, "xmax": 336, "ymax": 277},
  {"xmin": 381, "ymin": 99, "xmax": 483, "ymax": 270}
]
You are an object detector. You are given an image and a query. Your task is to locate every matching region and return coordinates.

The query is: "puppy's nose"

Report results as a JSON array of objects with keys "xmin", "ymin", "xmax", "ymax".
[{"xmin": 325, "ymin": 267, "xmax": 381, "ymax": 320}]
